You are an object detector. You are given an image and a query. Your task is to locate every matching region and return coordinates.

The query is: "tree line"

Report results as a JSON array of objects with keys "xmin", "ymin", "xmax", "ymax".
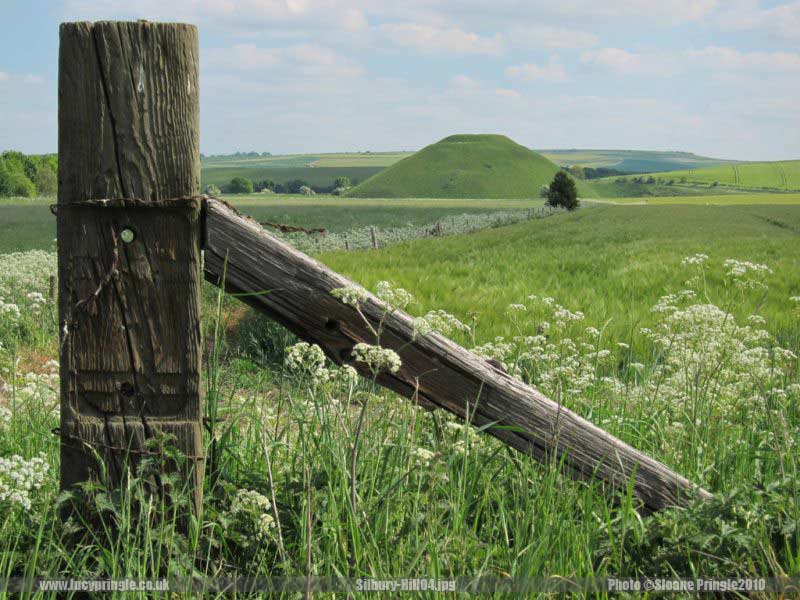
[
  {"xmin": 0, "ymin": 151, "xmax": 57, "ymax": 197},
  {"xmin": 208, "ymin": 176, "xmax": 355, "ymax": 196}
]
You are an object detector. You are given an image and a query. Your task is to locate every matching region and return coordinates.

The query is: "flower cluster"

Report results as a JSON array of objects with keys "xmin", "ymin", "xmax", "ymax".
[
  {"xmin": 375, "ymin": 280, "xmax": 415, "ymax": 311},
  {"xmin": 229, "ymin": 488, "xmax": 275, "ymax": 541},
  {"xmin": 416, "ymin": 309, "xmax": 470, "ymax": 337},
  {"xmin": 681, "ymin": 253, "xmax": 709, "ymax": 266},
  {"xmin": 351, "ymin": 343, "xmax": 402, "ymax": 374},
  {"xmin": 284, "ymin": 342, "xmax": 362, "ymax": 390},
  {"xmin": 410, "ymin": 447, "xmax": 436, "ymax": 466},
  {"xmin": 723, "ymin": 259, "xmax": 773, "ymax": 290},
  {"xmin": 0, "ymin": 453, "xmax": 50, "ymax": 511},
  {"xmin": 330, "ymin": 285, "xmax": 368, "ymax": 307}
]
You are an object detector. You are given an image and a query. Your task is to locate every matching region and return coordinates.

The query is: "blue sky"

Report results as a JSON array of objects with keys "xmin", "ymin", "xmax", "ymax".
[{"xmin": 1, "ymin": 0, "xmax": 798, "ymax": 160}]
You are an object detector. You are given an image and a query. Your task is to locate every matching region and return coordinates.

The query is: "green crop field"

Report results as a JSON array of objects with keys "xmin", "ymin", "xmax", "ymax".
[
  {"xmin": 608, "ymin": 159, "xmax": 800, "ymax": 191},
  {"xmin": 2, "ymin": 194, "xmax": 799, "ymax": 585},
  {"xmin": 538, "ymin": 149, "xmax": 737, "ymax": 172},
  {"xmin": 595, "ymin": 192, "xmax": 800, "ymax": 205},
  {"xmin": 349, "ymin": 134, "xmax": 594, "ymax": 199},
  {"xmin": 309, "ymin": 152, "xmax": 412, "ymax": 167},
  {"xmin": 0, "ymin": 195, "xmax": 541, "ymax": 253},
  {"xmin": 322, "ymin": 203, "xmax": 800, "ymax": 346}
]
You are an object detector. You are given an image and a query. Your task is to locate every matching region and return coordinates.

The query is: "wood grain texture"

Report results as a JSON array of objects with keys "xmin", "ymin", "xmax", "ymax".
[
  {"xmin": 58, "ymin": 21, "xmax": 203, "ymax": 513},
  {"xmin": 204, "ymin": 198, "xmax": 712, "ymax": 512}
]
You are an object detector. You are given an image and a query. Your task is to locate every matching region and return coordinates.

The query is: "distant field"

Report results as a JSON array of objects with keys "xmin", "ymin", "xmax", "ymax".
[
  {"xmin": 309, "ymin": 153, "xmax": 411, "ymax": 167},
  {"xmin": 200, "ymin": 166, "xmax": 383, "ymax": 190},
  {"xmin": 0, "ymin": 195, "xmax": 540, "ymax": 253},
  {"xmin": 588, "ymin": 179, "xmax": 747, "ymax": 198},
  {"xmin": 536, "ymin": 149, "xmax": 737, "ymax": 172},
  {"xmin": 202, "ymin": 149, "xmax": 737, "ymax": 173},
  {"xmin": 225, "ymin": 195, "xmax": 539, "ymax": 233},
  {"xmin": 201, "ymin": 152, "xmax": 411, "ymax": 169},
  {"xmin": 322, "ymin": 203, "xmax": 800, "ymax": 347},
  {"xmin": 594, "ymin": 192, "xmax": 800, "ymax": 205},
  {"xmin": 608, "ymin": 160, "xmax": 800, "ymax": 191}
]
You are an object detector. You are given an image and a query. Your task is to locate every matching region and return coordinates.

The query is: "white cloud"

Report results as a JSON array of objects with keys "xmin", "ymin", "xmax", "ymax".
[
  {"xmin": 204, "ymin": 43, "xmax": 362, "ymax": 79},
  {"xmin": 506, "ymin": 58, "xmax": 570, "ymax": 82},
  {"xmin": 452, "ymin": 0, "xmax": 719, "ymax": 25},
  {"xmin": 378, "ymin": 23, "xmax": 504, "ymax": 56},
  {"xmin": 64, "ymin": 0, "xmax": 369, "ymax": 33},
  {"xmin": 582, "ymin": 46, "xmax": 800, "ymax": 76},
  {"xmin": 687, "ymin": 46, "xmax": 800, "ymax": 72},
  {"xmin": 507, "ymin": 25, "xmax": 598, "ymax": 50},
  {"xmin": 0, "ymin": 71, "xmax": 44, "ymax": 85},
  {"xmin": 580, "ymin": 48, "xmax": 681, "ymax": 75},
  {"xmin": 717, "ymin": 0, "xmax": 800, "ymax": 42}
]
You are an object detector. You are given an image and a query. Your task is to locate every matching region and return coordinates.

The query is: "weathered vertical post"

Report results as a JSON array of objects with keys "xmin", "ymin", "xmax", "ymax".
[
  {"xmin": 57, "ymin": 21, "xmax": 204, "ymax": 514},
  {"xmin": 370, "ymin": 226, "xmax": 379, "ymax": 249}
]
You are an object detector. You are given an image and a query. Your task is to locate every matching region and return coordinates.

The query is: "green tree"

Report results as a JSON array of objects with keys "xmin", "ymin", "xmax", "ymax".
[
  {"xmin": 203, "ymin": 183, "xmax": 221, "ymax": 196},
  {"xmin": 334, "ymin": 176, "xmax": 351, "ymax": 189},
  {"xmin": 0, "ymin": 156, "xmax": 35, "ymax": 197},
  {"xmin": 256, "ymin": 179, "xmax": 276, "ymax": 192},
  {"xmin": 286, "ymin": 179, "xmax": 309, "ymax": 194},
  {"xmin": 227, "ymin": 177, "xmax": 253, "ymax": 194},
  {"xmin": 34, "ymin": 163, "xmax": 57, "ymax": 196},
  {"xmin": 546, "ymin": 171, "xmax": 579, "ymax": 211}
]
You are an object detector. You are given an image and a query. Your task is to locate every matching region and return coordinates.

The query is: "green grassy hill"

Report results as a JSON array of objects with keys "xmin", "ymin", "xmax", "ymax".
[
  {"xmin": 348, "ymin": 134, "xmax": 591, "ymax": 199},
  {"xmin": 609, "ymin": 160, "xmax": 800, "ymax": 192}
]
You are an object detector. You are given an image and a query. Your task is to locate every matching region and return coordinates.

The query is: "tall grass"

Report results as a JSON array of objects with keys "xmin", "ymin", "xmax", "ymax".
[{"xmin": 0, "ymin": 206, "xmax": 798, "ymax": 596}]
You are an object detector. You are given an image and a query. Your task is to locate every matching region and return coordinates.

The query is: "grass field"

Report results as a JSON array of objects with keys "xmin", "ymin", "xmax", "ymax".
[
  {"xmin": 595, "ymin": 192, "xmax": 800, "ymax": 205},
  {"xmin": 322, "ymin": 203, "xmax": 800, "ymax": 348},
  {"xmin": 538, "ymin": 149, "xmax": 737, "ymax": 172},
  {"xmin": 349, "ymin": 134, "xmax": 593, "ymax": 199},
  {"xmin": 1, "ymin": 196, "xmax": 798, "ymax": 587},
  {"xmin": 0, "ymin": 195, "xmax": 541, "ymax": 253},
  {"xmin": 608, "ymin": 159, "xmax": 800, "ymax": 192}
]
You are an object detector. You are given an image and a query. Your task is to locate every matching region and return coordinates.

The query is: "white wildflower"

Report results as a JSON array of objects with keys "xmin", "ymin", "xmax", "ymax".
[
  {"xmin": 681, "ymin": 253, "xmax": 708, "ymax": 266},
  {"xmin": 419, "ymin": 310, "xmax": 470, "ymax": 336},
  {"xmin": 285, "ymin": 342, "xmax": 329, "ymax": 384},
  {"xmin": 351, "ymin": 343, "xmax": 402, "ymax": 374},
  {"xmin": 330, "ymin": 285, "xmax": 368, "ymax": 307},
  {"xmin": 0, "ymin": 453, "xmax": 50, "ymax": 511},
  {"xmin": 375, "ymin": 281, "xmax": 415, "ymax": 311},
  {"xmin": 411, "ymin": 447, "xmax": 435, "ymax": 466},
  {"xmin": 230, "ymin": 488, "xmax": 275, "ymax": 540}
]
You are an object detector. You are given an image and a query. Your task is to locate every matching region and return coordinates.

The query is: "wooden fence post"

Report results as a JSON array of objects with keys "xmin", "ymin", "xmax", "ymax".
[
  {"xmin": 57, "ymin": 21, "xmax": 204, "ymax": 514},
  {"xmin": 370, "ymin": 226, "xmax": 379, "ymax": 249}
]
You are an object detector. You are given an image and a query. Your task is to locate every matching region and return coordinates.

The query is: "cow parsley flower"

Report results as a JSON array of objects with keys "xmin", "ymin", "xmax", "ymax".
[
  {"xmin": 419, "ymin": 310, "xmax": 470, "ymax": 336},
  {"xmin": 331, "ymin": 285, "xmax": 368, "ymax": 307},
  {"xmin": 230, "ymin": 488, "xmax": 275, "ymax": 540},
  {"xmin": 351, "ymin": 343, "xmax": 401, "ymax": 374},
  {"xmin": 411, "ymin": 447, "xmax": 435, "ymax": 466},
  {"xmin": 285, "ymin": 342, "xmax": 329, "ymax": 383},
  {"xmin": 375, "ymin": 281, "xmax": 415, "ymax": 311},
  {"xmin": 681, "ymin": 253, "xmax": 708, "ymax": 266},
  {"xmin": 0, "ymin": 453, "xmax": 50, "ymax": 511}
]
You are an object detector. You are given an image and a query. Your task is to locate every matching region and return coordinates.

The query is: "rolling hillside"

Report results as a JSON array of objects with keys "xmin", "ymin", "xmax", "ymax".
[
  {"xmin": 538, "ymin": 149, "xmax": 737, "ymax": 173},
  {"xmin": 348, "ymin": 134, "xmax": 591, "ymax": 199},
  {"xmin": 610, "ymin": 160, "xmax": 800, "ymax": 191}
]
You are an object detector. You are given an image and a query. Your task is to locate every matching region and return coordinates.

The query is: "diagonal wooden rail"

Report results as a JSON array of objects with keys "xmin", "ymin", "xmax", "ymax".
[{"xmin": 203, "ymin": 198, "xmax": 712, "ymax": 512}]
